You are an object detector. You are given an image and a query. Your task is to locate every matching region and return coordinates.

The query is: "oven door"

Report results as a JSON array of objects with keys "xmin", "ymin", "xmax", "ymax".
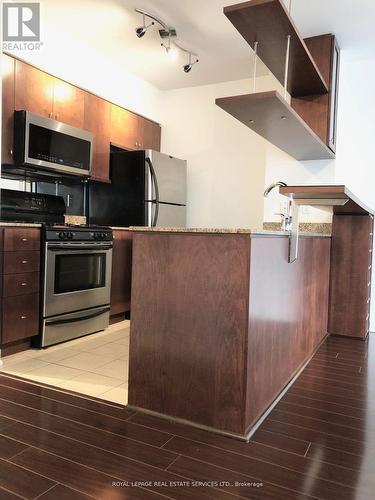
[{"xmin": 43, "ymin": 242, "xmax": 112, "ymax": 318}]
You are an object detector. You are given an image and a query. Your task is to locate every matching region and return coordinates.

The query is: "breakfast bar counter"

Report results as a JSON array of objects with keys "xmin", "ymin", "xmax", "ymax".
[{"xmin": 127, "ymin": 229, "xmax": 331, "ymax": 440}]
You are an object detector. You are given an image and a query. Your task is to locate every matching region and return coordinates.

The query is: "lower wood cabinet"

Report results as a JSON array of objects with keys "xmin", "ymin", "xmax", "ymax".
[
  {"xmin": 329, "ymin": 214, "xmax": 374, "ymax": 339},
  {"xmin": 2, "ymin": 294, "xmax": 39, "ymax": 344},
  {"xmin": 0, "ymin": 228, "xmax": 41, "ymax": 349},
  {"xmin": 110, "ymin": 230, "xmax": 133, "ymax": 317}
]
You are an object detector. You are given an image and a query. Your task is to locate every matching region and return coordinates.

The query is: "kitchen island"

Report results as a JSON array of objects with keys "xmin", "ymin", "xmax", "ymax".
[{"xmin": 127, "ymin": 228, "xmax": 331, "ymax": 440}]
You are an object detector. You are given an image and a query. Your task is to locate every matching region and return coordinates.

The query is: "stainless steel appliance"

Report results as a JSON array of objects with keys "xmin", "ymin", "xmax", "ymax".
[
  {"xmin": 88, "ymin": 149, "xmax": 187, "ymax": 227},
  {"xmin": 14, "ymin": 110, "xmax": 93, "ymax": 177},
  {"xmin": 41, "ymin": 226, "xmax": 113, "ymax": 347}
]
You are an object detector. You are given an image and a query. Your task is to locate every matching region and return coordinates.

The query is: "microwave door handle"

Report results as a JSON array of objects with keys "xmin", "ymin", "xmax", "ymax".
[
  {"xmin": 45, "ymin": 307, "xmax": 110, "ymax": 326},
  {"xmin": 146, "ymin": 157, "xmax": 159, "ymax": 227}
]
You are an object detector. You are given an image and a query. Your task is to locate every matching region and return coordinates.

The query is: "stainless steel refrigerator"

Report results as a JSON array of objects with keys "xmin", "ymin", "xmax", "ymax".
[{"xmin": 88, "ymin": 150, "xmax": 187, "ymax": 227}]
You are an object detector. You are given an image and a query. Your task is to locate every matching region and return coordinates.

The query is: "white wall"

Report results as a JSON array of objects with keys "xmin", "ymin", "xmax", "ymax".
[{"xmin": 161, "ymin": 75, "xmax": 288, "ymax": 229}]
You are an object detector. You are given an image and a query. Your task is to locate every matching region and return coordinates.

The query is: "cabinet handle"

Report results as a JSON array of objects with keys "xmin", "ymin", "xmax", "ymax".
[
  {"xmin": 48, "ymin": 112, "xmax": 53, "ymax": 118},
  {"xmin": 9, "ymin": 149, "xmax": 13, "ymax": 156},
  {"xmin": 55, "ymin": 113, "xmax": 59, "ymax": 120},
  {"xmin": 20, "ymin": 315, "xmax": 27, "ymax": 320},
  {"xmin": 22, "ymin": 260, "xmax": 28, "ymax": 264},
  {"xmin": 21, "ymin": 282, "xmax": 27, "ymax": 286},
  {"xmin": 21, "ymin": 238, "xmax": 28, "ymax": 242}
]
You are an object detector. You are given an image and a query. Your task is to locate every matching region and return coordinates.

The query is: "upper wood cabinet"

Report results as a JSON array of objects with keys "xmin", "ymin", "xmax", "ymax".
[
  {"xmin": 15, "ymin": 60, "xmax": 54, "ymax": 118},
  {"xmin": 2, "ymin": 56, "xmax": 162, "ymax": 180},
  {"xmin": 110, "ymin": 105, "xmax": 139, "ymax": 150},
  {"xmin": 110, "ymin": 104, "xmax": 161, "ymax": 152},
  {"xmin": 141, "ymin": 118, "xmax": 162, "ymax": 151},
  {"xmin": 15, "ymin": 60, "xmax": 84, "ymax": 128},
  {"xmin": 2, "ymin": 54, "xmax": 15, "ymax": 165},
  {"xmin": 84, "ymin": 93, "xmax": 111, "ymax": 182},
  {"xmin": 53, "ymin": 80, "xmax": 85, "ymax": 128}
]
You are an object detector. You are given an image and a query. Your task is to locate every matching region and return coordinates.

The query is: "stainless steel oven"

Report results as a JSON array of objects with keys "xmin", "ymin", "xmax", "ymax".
[{"xmin": 41, "ymin": 226, "xmax": 113, "ymax": 347}]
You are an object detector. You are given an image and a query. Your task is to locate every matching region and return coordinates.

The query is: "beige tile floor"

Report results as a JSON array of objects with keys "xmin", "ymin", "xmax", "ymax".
[{"xmin": 0, "ymin": 320, "xmax": 130, "ymax": 405}]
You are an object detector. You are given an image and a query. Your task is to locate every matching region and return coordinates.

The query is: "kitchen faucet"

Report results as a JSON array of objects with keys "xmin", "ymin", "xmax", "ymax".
[{"xmin": 264, "ymin": 181, "xmax": 293, "ymax": 231}]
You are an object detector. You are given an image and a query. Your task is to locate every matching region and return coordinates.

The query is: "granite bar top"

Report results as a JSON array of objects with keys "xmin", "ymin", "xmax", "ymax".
[
  {"xmin": 0, "ymin": 222, "xmax": 42, "ymax": 228},
  {"xmin": 130, "ymin": 227, "xmax": 331, "ymax": 238}
]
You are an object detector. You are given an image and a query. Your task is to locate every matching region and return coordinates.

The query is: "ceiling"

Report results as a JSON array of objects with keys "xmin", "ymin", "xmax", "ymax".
[{"xmin": 40, "ymin": 0, "xmax": 375, "ymax": 91}]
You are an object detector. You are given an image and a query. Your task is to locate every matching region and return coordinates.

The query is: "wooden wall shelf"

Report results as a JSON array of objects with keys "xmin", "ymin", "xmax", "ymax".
[
  {"xmin": 224, "ymin": 0, "xmax": 328, "ymax": 97},
  {"xmin": 215, "ymin": 91, "xmax": 335, "ymax": 161},
  {"xmin": 279, "ymin": 185, "xmax": 375, "ymax": 215}
]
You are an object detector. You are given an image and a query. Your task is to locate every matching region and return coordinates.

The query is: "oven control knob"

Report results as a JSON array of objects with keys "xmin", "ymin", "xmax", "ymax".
[
  {"xmin": 67, "ymin": 232, "xmax": 74, "ymax": 240},
  {"xmin": 58, "ymin": 232, "xmax": 66, "ymax": 240}
]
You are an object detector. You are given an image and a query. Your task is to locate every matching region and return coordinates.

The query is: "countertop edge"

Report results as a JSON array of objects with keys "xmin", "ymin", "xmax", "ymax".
[
  {"xmin": 0, "ymin": 222, "xmax": 43, "ymax": 228},
  {"xmin": 129, "ymin": 227, "xmax": 331, "ymax": 238}
]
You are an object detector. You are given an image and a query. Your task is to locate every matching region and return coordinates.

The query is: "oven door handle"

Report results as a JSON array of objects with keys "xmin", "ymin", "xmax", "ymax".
[
  {"xmin": 45, "ymin": 307, "xmax": 111, "ymax": 326},
  {"xmin": 47, "ymin": 245, "xmax": 113, "ymax": 251}
]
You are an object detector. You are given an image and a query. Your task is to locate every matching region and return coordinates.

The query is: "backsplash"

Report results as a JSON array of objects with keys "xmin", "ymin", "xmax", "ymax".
[{"xmin": 263, "ymin": 222, "xmax": 332, "ymax": 235}]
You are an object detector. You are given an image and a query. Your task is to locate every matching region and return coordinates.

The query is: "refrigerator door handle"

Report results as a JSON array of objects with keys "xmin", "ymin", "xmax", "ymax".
[{"xmin": 146, "ymin": 157, "xmax": 160, "ymax": 227}]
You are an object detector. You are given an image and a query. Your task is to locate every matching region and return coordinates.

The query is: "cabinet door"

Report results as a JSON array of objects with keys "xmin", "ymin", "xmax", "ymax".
[
  {"xmin": 110, "ymin": 231, "xmax": 133, "ymax": 316},
  {"xmin": 2, "ymin": 54, "xmax": 15, "ymax": 164},
  {"xmin": 2, "ymin": 294, "xmax": 39, "ymax": 344},
  {"xmin": 53, "ymin": 78, "xmax": 85, "ymax": 128},
  {"xmin": 84, "ymin": 93, "xmax": 111, "ymax": 182},
  {"xmin": 140, "ymin": 118, "xmax": 161, "ymax": 151},
  {"xmin": 110, "ymin": 105, "xmax": 139, "ymax": 150},
  {"xmin": 15, "ymin": 60, "xmax": 54, "ymax": 117}
]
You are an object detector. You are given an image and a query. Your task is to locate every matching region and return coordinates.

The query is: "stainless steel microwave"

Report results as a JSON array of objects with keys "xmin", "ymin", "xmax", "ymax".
[{"xmin": 14, "ymin": 110, "xmax": 93, "ymax": 177}]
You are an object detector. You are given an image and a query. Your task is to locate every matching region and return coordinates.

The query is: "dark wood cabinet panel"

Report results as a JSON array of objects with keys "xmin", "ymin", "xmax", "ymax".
[
  {"xmin": 15, "ymin": 60, "xmax": 54, "ymax": 117},
  {"xmin": 128, "ymin": 233, "xmax": 330, "ymax": 437},
  {"xmin": 52, "ymin": 79, "xmax": 85, "ymax": 128},
  {"xmin": 3, "ymin": 251, "xmax": 40, "ymax": 275},
  {"xmin": 291, "ymin": 35, "xmax": 340, "ymax": 151},
  {"xmin": 4, "ymin": 228, "xmax": 40, "ymax": 252},
  {"xmin": 84, "ymin": 93, "xmax": 111, "ymax": 182},
  {"xmin": 140, "ymin": 119, "xmax": 162, "ymax": 151},
  {"xmin": 3, "ymin": 272, "xmax": 40, "ymax": 297},
  {"xmin": 2, "ymin": 293, "xmax": 39, "ymax": 343},
  {"xmin": 2, "ymin": 54, "xmax": 15, "ymax": 165},
  {"xmin": 110, "ymin": 105, "xmax": 139, "ymax": 150},
  {"xmin": 110, "ymin": 231, "xmax": 132, "ymax": 316},
  {"xmin": 329, "ymin": 215, "xmax": 373, "ymax": 339}
]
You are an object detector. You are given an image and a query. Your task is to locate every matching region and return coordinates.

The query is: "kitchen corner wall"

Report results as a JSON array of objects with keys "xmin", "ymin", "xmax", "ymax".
[{"xmin": 161, "ymin": 75, "xmax": 286, "ymax": 229}]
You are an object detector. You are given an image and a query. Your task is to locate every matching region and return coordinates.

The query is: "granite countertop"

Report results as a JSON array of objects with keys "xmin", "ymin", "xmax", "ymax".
[
  {"xmin": 130, "ymin": 227, "xmax": 331, "ymax": 237},
  {"xmin": 0, "ymin": 222, "xmax": 42, "ymax": 228},
  {"xmin": 111, "ymin": 227, "xmax": 132, "ymax": 231}
]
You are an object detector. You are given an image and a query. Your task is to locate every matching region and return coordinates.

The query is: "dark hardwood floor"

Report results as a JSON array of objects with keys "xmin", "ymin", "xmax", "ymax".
[{"xmin": 0, "ymin": 335, "xmax": 373, "ymax": 499}]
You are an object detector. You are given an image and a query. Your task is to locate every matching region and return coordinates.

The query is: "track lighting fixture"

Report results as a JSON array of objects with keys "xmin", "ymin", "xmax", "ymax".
[
  {"xmin": 135, "ymin": 14, "xmax": 155, "ymax": 38},
  {"xmin": 135, "ymin": 8, "xmax": 200, "ymax": 73},
  {"xmin": 161, "ymin": 33, "xmax": 178, "ymax": 60},
  {"xmin": 183, "ymin": 52, "xmax": 199, "ymax": 73}
]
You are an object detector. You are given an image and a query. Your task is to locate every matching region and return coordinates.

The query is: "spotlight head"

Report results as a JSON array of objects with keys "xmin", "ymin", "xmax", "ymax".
[
  {"xmin": 183, "ymin": 58, "xmax": 199, "ymax": 73},
  {"xmin": 136, "ymin": 26, "xmax": 146, "ymax": 38}
]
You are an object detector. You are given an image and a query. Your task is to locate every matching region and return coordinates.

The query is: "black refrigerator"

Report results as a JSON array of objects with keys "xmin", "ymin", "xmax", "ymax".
[{"xmin": 88, "ymin": 150, "xmax": 187, "ymax": 227}]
